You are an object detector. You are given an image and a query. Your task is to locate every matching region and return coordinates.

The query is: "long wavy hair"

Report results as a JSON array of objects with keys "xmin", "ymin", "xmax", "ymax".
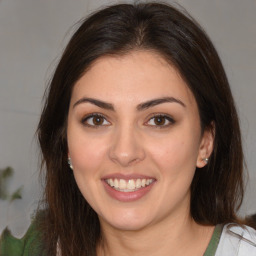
[{"xmin": 37, "ymin": 2, "xmax": 244, "ymax": 255}]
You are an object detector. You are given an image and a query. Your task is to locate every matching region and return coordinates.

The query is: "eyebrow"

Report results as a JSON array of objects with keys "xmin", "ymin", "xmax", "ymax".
[
  {"xmin": 73, "ymin": 97, "xmax": 186, "ymax": 111},
  {"xmin": 137, "ymin": 97, "xmax": 186, "ymax": 111},
  {"xmin": 73, "ymin": 98, "xmax": 114, "ymax": 110}
]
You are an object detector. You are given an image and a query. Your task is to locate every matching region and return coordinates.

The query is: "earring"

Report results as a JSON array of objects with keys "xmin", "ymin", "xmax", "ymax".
[
  {"xmin": 68, "ymin": 157, "xmax": 73, "ymax": 170},
  {"xmin": 203, "ymin": 158, "xmax": 209, "ymax": 164}
]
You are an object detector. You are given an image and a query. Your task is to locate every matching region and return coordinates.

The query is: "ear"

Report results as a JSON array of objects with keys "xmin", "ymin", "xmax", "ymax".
[{"xmin": 196, "ymin": 122, "xmax": 215, "ymax": 168}]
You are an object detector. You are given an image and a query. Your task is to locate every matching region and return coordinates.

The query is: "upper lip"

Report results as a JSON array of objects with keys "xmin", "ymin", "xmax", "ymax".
[{"xmin": 101, "ymin": 173, "xmax": 156, "ymax": 181}]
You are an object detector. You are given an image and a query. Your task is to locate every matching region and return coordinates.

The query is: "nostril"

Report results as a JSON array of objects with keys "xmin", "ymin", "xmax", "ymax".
[
  {"xmin": 108, "ymin": 145, "xmax": 145, "ymax": 166},
  {"xmin": 108, "ymin": 129, "xmax": 146, "ymax": 166}
]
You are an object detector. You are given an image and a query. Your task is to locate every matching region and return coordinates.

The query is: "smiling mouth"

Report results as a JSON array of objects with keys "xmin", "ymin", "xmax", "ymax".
[{"xmin": 105, "ymin": 178, "xmax": 155, "ymax": 192}]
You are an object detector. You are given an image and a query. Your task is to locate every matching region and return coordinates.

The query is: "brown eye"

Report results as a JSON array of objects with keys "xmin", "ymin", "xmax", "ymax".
[
  {"xmin": 92, "ymin": 116, "xmax": 104, "ymax": 125},
  {"xmin": 82, "ymin": 114, "xmax": 110, "ymax": 127},
  {"xmin": 154, "ymin": 116, "xmax": 166, "ymax": 126},
  {"xmin": 147, "ymin": 115, "xmax": 175, "ymax": 127}
]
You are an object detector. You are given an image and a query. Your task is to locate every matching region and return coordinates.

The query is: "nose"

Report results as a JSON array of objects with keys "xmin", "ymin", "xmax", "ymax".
[{"xmin": 108, "ymin": 125, "xmax": 146, "ymax": 167}]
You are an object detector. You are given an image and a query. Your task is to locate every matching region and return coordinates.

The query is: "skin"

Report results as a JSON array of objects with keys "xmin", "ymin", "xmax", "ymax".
[{"xmin": 67, "ymin": 50, "xmax": 214, "ymax": 256}]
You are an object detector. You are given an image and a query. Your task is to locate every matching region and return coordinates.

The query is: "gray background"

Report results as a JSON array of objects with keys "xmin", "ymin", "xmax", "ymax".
[{"xmin": 0, "ymin": 0, "xmax": 255, "ymax": 237}]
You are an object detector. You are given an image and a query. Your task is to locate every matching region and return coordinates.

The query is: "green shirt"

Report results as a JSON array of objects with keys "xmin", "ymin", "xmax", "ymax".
[
  {"xmin": 0, "ymin": 218, "xmax": 45, "ymax": 256},
  {"xmin": 0, "ymin": 223, "xmax": 222, "ymax": 256},
  {"xmin": 204, "ymin": 224, "xmax": 223, "ymax": 256}
]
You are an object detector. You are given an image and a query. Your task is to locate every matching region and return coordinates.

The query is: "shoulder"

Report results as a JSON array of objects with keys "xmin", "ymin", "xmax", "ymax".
[
  {"xmin": 0, "ymin": 214, "xmax": 45, "ymax": 256},
  {"xmin": 215, "ymin": 223, "xmax": 256, "ymax": 256}
]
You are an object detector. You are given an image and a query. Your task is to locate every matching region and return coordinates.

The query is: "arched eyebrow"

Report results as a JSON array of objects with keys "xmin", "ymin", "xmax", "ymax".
[
  {"xmin": 137, "ymin": 97, "xmax": 186, "ymax": 110},
  {"xmin": 73, "ymin": 97, "xmax": 114, "ymax": 110},
  {"xmin": 73, "ymin": 97, "xmax": 186, "ymax": 111}
]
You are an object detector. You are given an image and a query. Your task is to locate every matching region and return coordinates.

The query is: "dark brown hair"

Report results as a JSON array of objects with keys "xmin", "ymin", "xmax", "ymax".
[{"xmin": 37, "ymin": 2, "xmax": 244, "ymax": 255}]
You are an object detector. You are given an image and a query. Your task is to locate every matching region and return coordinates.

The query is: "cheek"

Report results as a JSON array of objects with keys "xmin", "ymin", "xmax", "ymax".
[
  {"xmin": 147, "ymin": 129, "xmax": 200, "ymax": 174},
  {"xmin": 67, "ymin": 128, "xmax": 109, "ymax": 177},
  {"xmin": 67, "ymin": 132, "xmax": 108, "ymax": 206}
]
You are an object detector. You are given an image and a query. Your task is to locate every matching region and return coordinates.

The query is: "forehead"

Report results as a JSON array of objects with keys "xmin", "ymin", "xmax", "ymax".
[{"xmin": 71, "ymin": 50, "xmax": 196, "ymax": 107}]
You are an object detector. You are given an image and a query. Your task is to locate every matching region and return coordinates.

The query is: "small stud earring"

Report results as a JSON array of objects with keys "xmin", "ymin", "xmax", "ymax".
[
  {"xmin": 203, "ymin": 158, "xmax": 209, "ymax": 164},
  {"xmin": 68, "ymin": 157, "xmax": 73, "ymax": 170}
]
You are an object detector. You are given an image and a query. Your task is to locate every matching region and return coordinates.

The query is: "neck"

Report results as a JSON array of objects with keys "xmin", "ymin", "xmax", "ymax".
[{"xmin": 97, "ymin": 214, "xmax": 214, "ymax": 256}]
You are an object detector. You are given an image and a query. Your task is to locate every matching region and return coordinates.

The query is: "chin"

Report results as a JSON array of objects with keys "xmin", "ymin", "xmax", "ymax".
[
  {"xmin": 99, "ymin": 209, "xmax": 154, "ymax": 232},
  {"xmin": 109, "ymin": 219, "xmax": 150, "ymax": 232}
]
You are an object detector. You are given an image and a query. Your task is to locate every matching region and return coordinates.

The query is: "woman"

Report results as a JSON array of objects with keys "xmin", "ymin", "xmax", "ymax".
[{"xmin": 1, "ymin": 2, "xmax": 256, "ymax": 256}]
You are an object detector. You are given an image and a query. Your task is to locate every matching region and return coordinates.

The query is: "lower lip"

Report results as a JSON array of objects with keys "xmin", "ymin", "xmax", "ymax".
[{"xmin": 102, "ymin": 180, "xmax": 155, "ymax": 202}]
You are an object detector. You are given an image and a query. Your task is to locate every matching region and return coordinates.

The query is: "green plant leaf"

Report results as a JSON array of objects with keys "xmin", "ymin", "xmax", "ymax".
[
  {"xmin": 0, "ymin": 167, "xmax": 14, "ymax": 200},
  {"xmin": 1, "ymin": 167, "xmax": 13, "ymax": 179},
  {"xmin": 10, "ymin": 186, "xmax": 23, "ymax": 202},
  {"xmin": 0, "ymin": 167, "xmax": 24, "ymax": 202}
]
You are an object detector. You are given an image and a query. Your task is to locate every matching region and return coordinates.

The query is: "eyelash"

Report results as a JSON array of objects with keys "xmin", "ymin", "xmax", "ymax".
[
  {"xmin": 81, "ymin": 113, "xmax": 111, "ymax": 128},
  {"xmin": 146, "ymin": 114, "xmax": 175, "ymax": 128},
  {"xmin": 81, "ymin": 113, "xmax": 175, "ymax": 128}
]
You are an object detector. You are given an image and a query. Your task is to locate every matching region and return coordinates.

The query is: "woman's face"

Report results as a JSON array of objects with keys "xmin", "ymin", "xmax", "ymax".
[{"xmin": 67, "ymin": 51, "xmax": 213, "ymax": 231}]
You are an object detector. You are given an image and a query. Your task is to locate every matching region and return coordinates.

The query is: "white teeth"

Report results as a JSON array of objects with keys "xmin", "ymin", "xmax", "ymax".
[
  {"xmin": 135, "ymin": 179, "xmax": 141, "ymax": 188},
  {"xmin": 114, "ymin": 178, "xmax": 118, "ymax": 188},
  {"xmin": 105, "ymin": 178, "xmax": 154, "ymax": 192},
  {"xmin": 119, "ymin": 179, "xmax": 126, "ymax": 189},
  {"xmin": 109, "ymin": 179, "xmax": 114, "ymax": 187},
  {"xmin": 127, "ymin": 179, "xmax": 135, "ymax": 190}
]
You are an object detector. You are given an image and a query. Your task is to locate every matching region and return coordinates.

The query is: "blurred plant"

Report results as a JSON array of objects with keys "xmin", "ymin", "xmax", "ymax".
[{"xmin": 0, "ymin": 167, "xmax": 23, "ymax": 202}]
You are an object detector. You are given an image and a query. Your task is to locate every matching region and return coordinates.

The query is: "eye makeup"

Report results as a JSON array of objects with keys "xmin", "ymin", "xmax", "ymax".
[
  {"xmin": 81, "ymin": 113, "xmax": 111, "ymax": 128},
  {"xmin": 145, "ymin": 114, "xmax": 175, "ymax": 128}
]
